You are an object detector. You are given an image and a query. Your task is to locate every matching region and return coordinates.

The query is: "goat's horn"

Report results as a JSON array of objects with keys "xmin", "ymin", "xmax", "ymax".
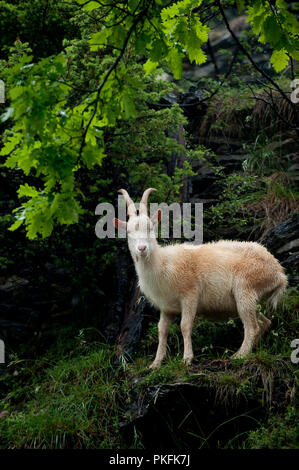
[
  {"xmin": 139, "ymin": 188, "xmax": 156, "ymax": 216},
  {"xmin": 118, "ymin": 189, "xmax": 137, "ymax": 218}
]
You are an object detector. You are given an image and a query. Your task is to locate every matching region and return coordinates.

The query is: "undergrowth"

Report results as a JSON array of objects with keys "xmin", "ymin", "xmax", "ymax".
[{"xmin": 0, "ymin": 287, "xmax": 297, "ymax": 449}]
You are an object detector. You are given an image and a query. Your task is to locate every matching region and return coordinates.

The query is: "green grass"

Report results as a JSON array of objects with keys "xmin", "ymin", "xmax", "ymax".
[
  {"xmin": 0, "ymin": 337, "xmax": 129, "ymax": 448},
  {"xmin": 245, "ymin": 405, "xmax": 299, "ymax": 449},
  {"xmin": 1, "ymin": 352, "xmax": 111, "ymax": 448}
]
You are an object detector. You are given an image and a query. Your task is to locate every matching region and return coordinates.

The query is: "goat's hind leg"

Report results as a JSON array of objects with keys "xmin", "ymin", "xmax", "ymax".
[
  {"xmin": 232, "ymin": 291, "xmax": 261, "ymax": 359},
  {"xmin": 256, "ymin": 310, "xmax": 271, "ymax": 338},
  {"xmin": 149, "ymin": 311, "xmax": 173, "ymax": 370}
]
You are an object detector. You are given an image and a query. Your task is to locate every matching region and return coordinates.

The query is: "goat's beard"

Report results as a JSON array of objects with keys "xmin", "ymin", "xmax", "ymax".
[{"xmin": 132, "ymin": 250, "xmax": 152, "ymax": 263}]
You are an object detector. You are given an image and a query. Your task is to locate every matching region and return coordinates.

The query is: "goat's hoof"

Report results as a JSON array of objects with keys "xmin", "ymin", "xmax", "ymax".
[
  {"xmin": 231, "ymin": 351, "xmax": 245, "ymax": 359},
  {"xmin": 183, "ymin": 357, "xmax": 193, "ymax": 366},
  {"xmin": 149, "ymin": 362, "xmax": 161, "ymax": 370}
]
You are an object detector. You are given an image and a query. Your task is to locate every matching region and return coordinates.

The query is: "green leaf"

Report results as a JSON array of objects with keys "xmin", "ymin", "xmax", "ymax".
[
  {"xmin": 149, "ymin": 39, "xmax": 168, "ymax": 62},
  {"xmin": 9, "ymin": 86, "xmax": 24, "ymax": 100},
  {"xmin": 84, "ymin": 1, "xmax": 101, "ymax": 11},
  {"xmin": 89, "ymin": 29, "xmax": 112, "ymax": 51},
  {"xmin": 143, "ymin": 59, "xmax": 159, "ymax": 75},
  {"xmin": 81, "ymin": 143, "xmax": 105, "ymax": 169},
  {"xmin": 167, "ymin": 49, "xmax": 183, "ymax": 79},
  {"xmin": 262, "ymin": 16, "xmax": 282, "ymax": 46},
  {"xmin": 9, "ymin": 218, "xmax": 24, "ymax": 231},
  {"xmin": 0, "ymin": 133, "xmax": 22, "ymax": 156},
  {"xmin": 121, "ymin": 92, "xmax": 137, "ymax": 119},
  {"xmin": 270, "ymin": 49, "xmax": 289, "ymax": 72},
  {"xmin": 18, "ymin": 184, "xmax": 39, "ymax": 198}
]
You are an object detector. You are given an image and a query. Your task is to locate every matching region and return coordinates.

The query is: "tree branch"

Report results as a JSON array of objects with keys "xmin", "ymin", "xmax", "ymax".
[
  {"xmin": 78, "ymin": 4, "xmax": 149, "ymax": 159},
  {"xmin": 216, "ymin": 0, "xmax": 294, "ymax": 109},
  {"xmin": 247, "ymin": 83, "xmax": 295, "ymax": 131}
]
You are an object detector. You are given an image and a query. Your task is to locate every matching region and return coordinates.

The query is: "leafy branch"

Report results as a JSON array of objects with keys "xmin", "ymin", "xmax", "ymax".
[{"xmin": 78, "ymin": 4, "xmax": 150, "ymax": 159}]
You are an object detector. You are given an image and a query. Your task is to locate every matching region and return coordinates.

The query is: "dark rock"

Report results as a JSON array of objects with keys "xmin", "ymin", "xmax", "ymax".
[
  {"xmin": 190, "ymin": 175, "xmax": 223, "ymax": 202},
  {"xmin": 156, "ymin": 88, "xmax": 208, "ymax": 121},
  {"xmin": 179, "ymin": 88, "xmax": 208, "ymax": 117},
  {"xmin": 263, "ymin": 214, "xmax": 299, "ymax": 268},
  {"xmin": 0, "ymin": 276, "xmax": 29, "ymax": 292},
  {"xmin": 121, "ymin": 381, "xmax": 265, "ymax": 449},
  {"xmin": 159, "ymin": 92, "xmax": 180, "ymax": 107},
  {"xmin": 45, "ymin": 263, "xmax": 71, "ymax": 278}
]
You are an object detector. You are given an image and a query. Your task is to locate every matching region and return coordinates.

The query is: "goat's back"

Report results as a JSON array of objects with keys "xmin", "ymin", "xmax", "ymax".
[{"xmin": 146, "ymin": 240, "xmax": 287, "ymax": 317}]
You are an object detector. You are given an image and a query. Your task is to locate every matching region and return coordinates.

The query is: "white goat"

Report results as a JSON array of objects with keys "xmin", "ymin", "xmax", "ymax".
[{"xmin": 114, "ymin": 188, "xmax": 288, "ymax": 369}]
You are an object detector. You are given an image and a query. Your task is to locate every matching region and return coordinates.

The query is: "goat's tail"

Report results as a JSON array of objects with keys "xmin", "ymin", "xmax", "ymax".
[{"xmin": 266, "ymin": 276, "xmax": 288, "ymax": 311}]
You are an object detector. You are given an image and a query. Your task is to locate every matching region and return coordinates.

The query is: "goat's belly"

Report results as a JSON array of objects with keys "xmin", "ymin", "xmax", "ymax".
[
  {"xmin": 150, "ymin": 296, "xmax": 181, "ymax": 314},
  {"xmin": 197, "ymin": 292, "xmax": 238, "ymax": 321},
  {"xmin": 199, "ymin": 309, "xmax": 238, "ymax": 322}
]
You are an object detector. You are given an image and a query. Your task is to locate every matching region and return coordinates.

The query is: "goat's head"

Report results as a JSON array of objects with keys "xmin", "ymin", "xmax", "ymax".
[{"xmin": 114, "ymin": 188, "xmax": 161, "ymax": 259}]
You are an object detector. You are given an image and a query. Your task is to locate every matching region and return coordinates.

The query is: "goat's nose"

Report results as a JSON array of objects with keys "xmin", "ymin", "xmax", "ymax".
[{"xmin": 138, "ymin": 245, "xmax": 146, "ymax": 253}]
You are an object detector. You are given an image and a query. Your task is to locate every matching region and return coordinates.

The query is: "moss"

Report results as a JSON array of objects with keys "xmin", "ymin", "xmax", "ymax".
[
  {"xmin": 131, "ymin": 357, "xmax": 190, "ymax": 388},
  {"xmin": 219, "ymin": 374, "xmax": 241, "ymax": 386}
]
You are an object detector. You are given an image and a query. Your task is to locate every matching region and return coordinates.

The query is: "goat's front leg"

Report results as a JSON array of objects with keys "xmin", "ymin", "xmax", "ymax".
[
  {"xmin": 180, "ymin": 296, "xmax": 198, "ymax": 365},
  {"xmin": 149, "ymin": 312, "xmax": 173, "ymax": 370}
]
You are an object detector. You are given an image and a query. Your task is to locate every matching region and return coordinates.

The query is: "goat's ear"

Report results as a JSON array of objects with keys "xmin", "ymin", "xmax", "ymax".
[
  {"xmin": 113, "ymin": 218, "xmax": 127, "ymax": 230},
  {"xmin": 151, "ymin": 209, "xmax": 162, "ymax": 225}
]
